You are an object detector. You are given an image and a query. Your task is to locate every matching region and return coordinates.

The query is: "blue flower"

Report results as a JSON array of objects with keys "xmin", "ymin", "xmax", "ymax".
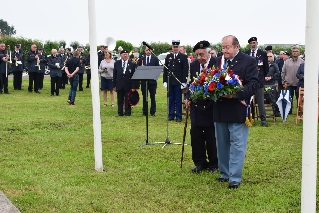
[{"xmin": 217, "ymin": 83, "xmax": 223, "ymax": 89}]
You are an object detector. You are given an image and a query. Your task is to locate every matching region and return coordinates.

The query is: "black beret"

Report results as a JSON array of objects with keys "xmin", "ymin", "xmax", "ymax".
[
  {"xmin": 120, "ymin": 50, "xmax": 129, "ymax": 54},
  {"xmin": 38, "ymin": 47, "xmax": 43, "ymax": 50},
  {"xmin": 193, "ymin": 40, "xmax": 210, "ymax": 52},
  {"xmin": 265, "ymin": 45, "xmax": 272, "ymax": 51},
  {"xmin": 128, "ymin": 90, "xmax": 140, "ymax": 106},
  {"xmin": 172, "ymin": 40, "xmax": 180, "ymax": 46},
  {"xmin": 248, "ymin": 37, "xmax": 257, "ymax": 43},
  {"xmin": 15, "ymin": 44, "xmax": 21, "ymax": 47},
  {"xmin": 66, "ymin": 47, "xmax": 71, "ymax": 51},
  {"xmin": 283, "ymin": 51, "xmax": 290, "ymax": 56}
]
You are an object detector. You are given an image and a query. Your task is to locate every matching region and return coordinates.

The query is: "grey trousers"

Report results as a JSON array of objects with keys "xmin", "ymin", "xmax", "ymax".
[{"xmin": 255, "ymin": 87, "xmax": 267, "ymax": 121}]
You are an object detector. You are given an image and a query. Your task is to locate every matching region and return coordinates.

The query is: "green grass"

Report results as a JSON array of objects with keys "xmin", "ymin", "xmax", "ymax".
[{"xmin": 0, "ymin": 74, "xmax": 312, "ymax": 212}]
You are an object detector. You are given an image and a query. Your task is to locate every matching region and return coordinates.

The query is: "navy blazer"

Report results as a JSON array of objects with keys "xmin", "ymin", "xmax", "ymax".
[
  {"xmin": 113, "ymin": 59, "xmax": 137, "ymax": 91},
  {"xmin": 245, "ymin": 49, "xmax": 269, "ymax": 88},
  {"xmin": 163, "ymin": 53, "xmax": 188, "ymax": 85},
  {"xmin": 137, "ymin": 55, "xmax": 160, "ymax": 85},
  {"xmin": 213, "ymin": 51, "xmax": 259, "ymax": 123}
]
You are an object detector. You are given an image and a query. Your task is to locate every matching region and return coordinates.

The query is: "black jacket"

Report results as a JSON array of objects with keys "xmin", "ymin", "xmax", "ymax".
[{"xmin": 113, "ymin": 59, "xmax": 138, "ymax": 91}]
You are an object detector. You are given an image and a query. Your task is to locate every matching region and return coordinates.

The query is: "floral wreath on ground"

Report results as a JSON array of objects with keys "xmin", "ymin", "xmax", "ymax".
[{"xmin": 189, "ymin": 66, "xmax": 254, "ymax": 127}]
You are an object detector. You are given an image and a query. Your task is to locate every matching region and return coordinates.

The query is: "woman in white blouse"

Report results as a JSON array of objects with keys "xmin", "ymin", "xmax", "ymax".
[{"xmin": 98, "ymin": 50, "xmax": 115, "ymax": 106}]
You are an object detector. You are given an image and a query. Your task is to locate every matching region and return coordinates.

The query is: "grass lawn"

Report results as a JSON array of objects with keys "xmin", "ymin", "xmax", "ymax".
[{"xmin": 0, "ymin": 74, "xmax": 313, "ymax": 212}]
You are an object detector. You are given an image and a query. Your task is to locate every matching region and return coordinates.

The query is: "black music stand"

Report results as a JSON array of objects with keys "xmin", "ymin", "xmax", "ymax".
[{"xmin": 131, "ymin": 66, "xmax": 163, "ymax": 146}]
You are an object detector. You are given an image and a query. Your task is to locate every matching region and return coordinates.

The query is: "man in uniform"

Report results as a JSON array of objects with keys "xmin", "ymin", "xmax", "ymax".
[
  {"xmin": 12, "ymin": 44, "xmax": 24, "ymax": 90},
  {"xmin": 58, "ymin": 47, "xmax": 67, "ymax": 89},
  {"xmin": 77, "ymin": 45, "xmax": 86, "ymax": 91},
  {"xmin": 185, "ymin": 40, "xmax": 218, "ymax": 173},
  {"xmin": 37, "ymin": 47, "xmax": 48, "ymax": 90},
  {"xmin": 0, "ymin": 43, "xmax": 10, "ymax": 94},
  {"xmin": 138, "ymin": 46, "xmax": 160, "ymax": 116},
  {"xmin": 163, "ymin": 40, "xmax": 189, "ymax": 122},
  {"xmin": 98, "ymin": 45, "xmax": 106, "ymax": 66},
  {"xmin": 27, "ymin": 44, "xmax": 40, "ymax": 93},
  {"xmin": 245, "ymin": 37, "xmax": 269, "ymax": 127}
]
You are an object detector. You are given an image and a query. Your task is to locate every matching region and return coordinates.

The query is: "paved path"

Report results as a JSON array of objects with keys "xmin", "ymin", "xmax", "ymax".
[{"xmin": 0, "ymin": 192, "xmax": 20, "ymax": 213}]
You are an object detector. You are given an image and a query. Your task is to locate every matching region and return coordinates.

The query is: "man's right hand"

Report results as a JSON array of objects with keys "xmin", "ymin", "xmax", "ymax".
[{"xmin": 163, "ymin": 82, "xmax": 167, "ymax": 88}]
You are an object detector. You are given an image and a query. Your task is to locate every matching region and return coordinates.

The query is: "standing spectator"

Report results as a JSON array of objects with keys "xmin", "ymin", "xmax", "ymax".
[
  {"xmin": 78, "ymin": 56, "xmax": 85, "ymax": 91},
  {"xmin": 48, "ymin": 49, "xmax": 62, "ymax": 96},
  {"xmin": 65, "ymin": 51, "xmax": 80, "ymax": 106},
  {"xmin": 163, "ymin": 40, "xmax": 189, "ymax": 122},
  {"xmin": 282, "ymin": 45, "xmax": 304, "ymax": 114},
  {"xmin": 27, "ymin": 44, "xmax": 40, "ymax": 93},
  {"xmin": 85, "ymin": 50, "xmax": 91, "ymax": 88},
  {"xmin": 245, "ymin": 37, "xmax": 269, "ymax": 127},
  {"xmin": 213, "ymin": 35, "xmax": 259, "ymax": 189},
  {"xmin": 0, "ymin": 43, "xmax": 10, "ymax": 94},
  {"xmin": 37, "ymin": 47, "xmax": 48, "ymax": 90},
  {"xmin": 12, "ymin": 44, "xmax": 24, "ymax": 90},
  {"xmin": 296, "ymin": 63, "xmax": 305, "ymax": 94},
  {"xmin": 265, "ymin": 52, "xmax": 280, "ymax": 117},
  {"xmin": 188, "ymin": 53, "xmax": 194, "ymax": 62},
  {"xmin": 275, "ymin": 51, "xmax": 286, "ymax": 91},
  {"xmin": 99, "ymin": 50, "xmax": 115, "ymax": 107},
  {"xmin": 113, "ymin": 50, "xmax": 137, "ymax": 116},
  {"xmin": 210, "ymin": 49, "xmax": 218, "ymax": 57},
  {"xmin": 98, "ymin": 45, "xmax": 106, "ymax": 66},
  {"xmin": 138, "ymin": 46, "xmax": 160, "ymax": 116}
]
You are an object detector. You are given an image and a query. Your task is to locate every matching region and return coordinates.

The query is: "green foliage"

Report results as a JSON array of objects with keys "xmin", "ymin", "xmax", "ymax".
[
  {"xmin": 43, "ymin": 40, "xmax": 59, "ymax": 54},
  {"xmin": 115, "ymin": 40, "xmax": 134, "ymax": 53},
  {"xmin": 0, "ymin": 19, "xmax": 16, "ymax": 36},
  {"xmin": 58, "ymin": 40, "xmax": 67, "ymax": 49},
  {"xmin": 149, "ymin": 42, "xmax": 171, "ymax": 55},
  {"xmin": 69, "ymin": 41, "xmax": 80, "ymax": 51},
  {"xmin": 211, "ymin": 42, "xmax": 222, "ymax": 53},
  {"xmin": 0, "ymin": 75, "xmax": 311, "ymax": 212},
  {"xmin": 0, "ymin": 36, "xmax": 42, "ymax": 54}
]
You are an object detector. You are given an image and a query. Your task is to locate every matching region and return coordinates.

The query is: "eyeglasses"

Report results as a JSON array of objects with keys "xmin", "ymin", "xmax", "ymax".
[
  {"xmin": 267, "ymin": 56, "xmax": 272, "ymax": 57},
  {"xmin": 221, "ymin": 45, "xmax": 233, "ymax": 50},
  {"xmin": 173, "ymin": 46, "xmax": 179, "ymax": 48}
]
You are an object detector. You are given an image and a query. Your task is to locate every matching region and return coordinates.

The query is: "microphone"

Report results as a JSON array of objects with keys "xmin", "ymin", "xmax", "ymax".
[{"xmin": 142, "ymin": 41, "xmax": 153, "ymax": 51}]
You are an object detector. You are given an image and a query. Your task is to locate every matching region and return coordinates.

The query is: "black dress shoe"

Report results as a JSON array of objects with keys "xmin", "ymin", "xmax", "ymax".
[
  {"xmin": 176, "ymin": 119, "xmax": 182, "ymax": 122},
  {"xmin": 191, "ymin": 165, "xmax": 207, "ymax": 173},
  {"xmin": 4, "ymin": 92, "xmax": 10, "ymax": 94},
  {"xmin": 208, "ymin": 167, "xmax": 218, "ymax": 173},
  {"xmin": 216, "ymin": 177, "xmax": 229, "ymax": 182},
  {"xmin": 168, "ymin": 118, "xmax": 174, "ymax": 121},
  {"xmin": 261, "ymin": 121, "xmax": 268, "ymax": 127},
  {"xmin": 150, "ymin": 114, "xmax": 155, "ymax": 116},
  {"xmin": 228, "ymin": 181, "xmax": 240, "ymax": 189},
  {"xmin": 35, "ymin": 91, "xmax": 40, "ymax": 94}
]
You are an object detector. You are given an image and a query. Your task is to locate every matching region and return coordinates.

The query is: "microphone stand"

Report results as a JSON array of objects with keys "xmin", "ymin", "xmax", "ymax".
[{"xmin": 146, "ymin": 47, "xmax": 184, "ymax": 148}]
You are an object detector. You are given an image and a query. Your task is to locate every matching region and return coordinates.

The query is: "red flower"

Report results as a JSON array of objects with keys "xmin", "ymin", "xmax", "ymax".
[
  {"xmin": 219, "ymin": 75, "xmax": 226, "ymax": 84},
  {"xmin": 199, "ymin": 74, "xmax": 206, "ymax": 84},
  {"xmin": 228, "ymin": 69, "xmax": 234, "ymax": 77},
  {"xmin": 208, "ymin": 82, "xmax": 216, "ymax": 92}
]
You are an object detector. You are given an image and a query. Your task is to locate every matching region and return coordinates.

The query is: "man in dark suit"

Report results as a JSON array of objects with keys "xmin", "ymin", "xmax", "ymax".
[
  {"xmin": 213, "ymin": 35, "xmax": 259, "ymax": 189},
  {"xmin": 138, "ymin": 47, "xmax": 160, "ymax": 116},
  {"xmin": 11, "ymin": 44, "xmax": 24, "ymax": 90},
  {"xmin": 113, "ymin": 50, "xmax": 137, "ymax": 116},
  {"xmin": 163, "ymin": 40, "xmax": 189, "ymax": 122},
  {"xmin": 185, "ymin": 40, "xmax": 218, "ymax": 173},
  {"xmin": 245, "ymin": 37, "xmax": 269, "ymax": 127}
]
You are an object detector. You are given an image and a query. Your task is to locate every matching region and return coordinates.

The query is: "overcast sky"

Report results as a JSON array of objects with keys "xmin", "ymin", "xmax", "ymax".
[{"xmin": 1, "ymin": 0, "xmax": 306, "ymax": 48}]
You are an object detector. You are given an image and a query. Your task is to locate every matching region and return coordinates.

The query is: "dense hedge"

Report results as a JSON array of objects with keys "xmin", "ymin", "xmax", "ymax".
[{"xmin": 0, "ymin": 36, "xmax": 304, "ymax": 57}]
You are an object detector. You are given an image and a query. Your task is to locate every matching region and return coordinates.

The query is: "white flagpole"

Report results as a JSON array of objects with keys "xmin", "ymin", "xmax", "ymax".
[
  {"xmin": 88, "ymin": 0, "xmax": 103, "ymax": 172},
  {"xmin": 301, "ymin": 0, "xmax": 318, "ymax": 211}
]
